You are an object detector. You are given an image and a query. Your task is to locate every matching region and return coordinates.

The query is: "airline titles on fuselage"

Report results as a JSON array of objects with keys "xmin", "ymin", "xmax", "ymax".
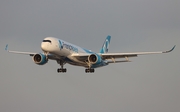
[{"xmin": 59, "ymin": 40, "xmax": 78, "ymax": 53}]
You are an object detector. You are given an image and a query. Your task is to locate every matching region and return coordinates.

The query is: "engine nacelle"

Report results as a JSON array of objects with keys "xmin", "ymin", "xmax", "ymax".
[
  {"xmin": 33, "ymin": 53, "xmax": 48, "ymax": 65},
  {"xmin": 88, "ymin": 54, "xmax": 102, "ymax": 64}
]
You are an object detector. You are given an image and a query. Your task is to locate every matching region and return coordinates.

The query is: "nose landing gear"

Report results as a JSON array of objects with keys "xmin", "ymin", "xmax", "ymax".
[{"xmin": 57, "ymin": 60, "xmax": 67, "ymax": 73}]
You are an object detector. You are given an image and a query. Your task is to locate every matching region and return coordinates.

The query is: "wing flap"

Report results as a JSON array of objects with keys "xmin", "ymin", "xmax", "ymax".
[
  {"xmin": 101, "ymin": 53, "xmax": 137, "ymax": 59},
  {"xmin": 71, "ymin": 53, "xmax": 90, "ymax": 61}
]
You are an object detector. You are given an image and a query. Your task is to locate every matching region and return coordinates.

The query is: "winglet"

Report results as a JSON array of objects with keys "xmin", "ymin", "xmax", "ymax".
[
  {"xmin": 5, "ymin": 44, "xmax": 8, "ymax": 51},
  {"xmin": 163, "ymin": 45, "xmax": 176, "ymax": 53}
]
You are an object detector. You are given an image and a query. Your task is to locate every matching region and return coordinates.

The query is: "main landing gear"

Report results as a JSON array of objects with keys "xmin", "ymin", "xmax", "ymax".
[
  {"xmin": 84, "ymin": 61, "xmax": 95, "ymax": 73},
  {"xmin": 57, "ymin": 60, "xmax": 67, "ymax": 73},
  {"xmin": 85, "ymin": 68, "xmax": 95, "ymax": 73},
  {"xmin": 57, "ymin": 68, "xmax": 67, "ymax": 73}
]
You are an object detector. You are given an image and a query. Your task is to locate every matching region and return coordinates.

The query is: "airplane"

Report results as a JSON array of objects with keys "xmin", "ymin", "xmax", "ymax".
[{"xmin": 5, "ymin": 35, "xmax": 175, "ymax": 73}]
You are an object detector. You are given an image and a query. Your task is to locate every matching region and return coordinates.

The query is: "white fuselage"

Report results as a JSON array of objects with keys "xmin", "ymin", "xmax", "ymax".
[{"xmin": 41, "ymin": 37, "xmax": 94, "ymax": 67}]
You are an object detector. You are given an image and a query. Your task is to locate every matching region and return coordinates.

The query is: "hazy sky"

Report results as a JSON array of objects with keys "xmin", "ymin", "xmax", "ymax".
[{"xmin": 0, "ymin": 0, "xmax": 179, "ymax": 112}]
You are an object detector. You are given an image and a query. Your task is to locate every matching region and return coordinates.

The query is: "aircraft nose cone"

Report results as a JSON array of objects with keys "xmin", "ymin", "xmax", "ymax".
[{"xmin": 41, "ymin": 42, "xmax": 48, "ymax": 51}]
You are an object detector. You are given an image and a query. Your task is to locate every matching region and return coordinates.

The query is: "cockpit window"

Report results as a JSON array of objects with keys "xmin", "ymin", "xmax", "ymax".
[{"xmin": 43, "ymin": 40, "xmax": 51, "ymax": 43}]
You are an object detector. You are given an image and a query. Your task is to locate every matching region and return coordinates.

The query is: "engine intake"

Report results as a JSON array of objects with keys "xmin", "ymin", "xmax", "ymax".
[
  {"xmin": 33, "ymin": 53, "xmax": 48, "ymax": 65},
  {"xmin": 88, "ymin": 54, "xmax": 102, "ymax": 64}
]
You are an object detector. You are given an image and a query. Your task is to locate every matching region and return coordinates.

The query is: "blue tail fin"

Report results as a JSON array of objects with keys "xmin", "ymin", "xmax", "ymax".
[{"xmin": 100, "ymin": 35, "xmax": 111, "ymax": 53}]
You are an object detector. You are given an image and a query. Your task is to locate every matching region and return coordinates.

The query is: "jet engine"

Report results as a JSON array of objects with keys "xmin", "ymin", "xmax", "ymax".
[
  {"xmin": 33, "ymin": 53, "xmax": 48, "ymax": 65},
  {"xmin": 88, "ymin": 54, "xmax": 102, "ymax": 64}
]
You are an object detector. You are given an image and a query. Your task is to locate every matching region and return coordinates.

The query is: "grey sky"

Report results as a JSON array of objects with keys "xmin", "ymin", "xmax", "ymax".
[{"xmin": 0, "ymin": 0, "xmax": 179, "ymax": 112}]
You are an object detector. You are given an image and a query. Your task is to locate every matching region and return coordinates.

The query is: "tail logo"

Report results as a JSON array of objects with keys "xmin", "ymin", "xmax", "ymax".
[
  {"xmin": 100, "ymin": 36, "xmax": 111, "ymax": 53},
  {"xmin": 103, "ymin": 39, "xmax": 109, "ymax": 53}
]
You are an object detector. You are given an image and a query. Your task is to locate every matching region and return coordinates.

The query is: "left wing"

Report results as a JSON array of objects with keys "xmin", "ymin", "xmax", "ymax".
[
  {"xmin": 101, "ymin": 45, "xmax": 176, "ymax": 61},
  {"xmin": 71, "ymin": 46, "xmax": 175, "ymax": 63}
]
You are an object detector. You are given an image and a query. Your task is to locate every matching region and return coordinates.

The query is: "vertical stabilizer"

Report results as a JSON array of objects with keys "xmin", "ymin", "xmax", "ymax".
[{"xmin": 100, "ymin": 35, "xmax": 111, "ymax": 53}]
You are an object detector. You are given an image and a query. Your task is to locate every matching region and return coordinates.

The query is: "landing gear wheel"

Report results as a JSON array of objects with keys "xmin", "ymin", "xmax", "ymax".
[
  {"xmin": 85, "ymin": 68, "xmax": 95, "ymax": 73},
  {"xmin": 90, "ymin": 69, "xmax": 94, "ymax": 73},
  {"xmin": 85, "ymin": 69, "xmax": 89, "ymax": 73},
  {"xmin": 57, "ymin": 60, "xmax": 67, "ymax": 73},
  {"xmin": 62, "ymin": 68, "xmax": 67, "ymax": 73},
  {"xmin": 57, "ymin": 68, "xmax": 61, "ymax": 73},
  {"xmin": 57, "ymin": 68, "xmax": 67, "ymax": 73}
]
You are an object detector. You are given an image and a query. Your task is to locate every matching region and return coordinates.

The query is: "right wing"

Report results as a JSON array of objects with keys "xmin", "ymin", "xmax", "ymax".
[
  {"xmin": 5, "ymin": 44, "xmax": 36, "ymax": 56},
  {"xmin": 5, "ymin": 44, "xmax": 62, "ymax": 60}
]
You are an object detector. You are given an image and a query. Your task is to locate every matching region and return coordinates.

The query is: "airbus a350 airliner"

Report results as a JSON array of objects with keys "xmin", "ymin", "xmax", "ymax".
[{"xmin": 5, "ymin": 36, "xmax": 175, "ymax": 73}]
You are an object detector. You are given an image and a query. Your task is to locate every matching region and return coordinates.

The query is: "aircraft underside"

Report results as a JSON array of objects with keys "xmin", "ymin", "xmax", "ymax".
[
  {"xmin": 56, "ymin": 57, "xmax": 108, "ymax": 73},
  {"xmin": 57, "ymin": 60, "xmax": 96, "ymax": 73}
]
